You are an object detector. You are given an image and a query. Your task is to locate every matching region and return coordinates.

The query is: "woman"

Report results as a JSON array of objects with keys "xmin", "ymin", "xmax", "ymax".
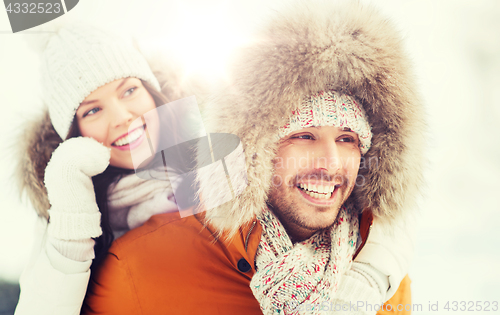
[{"xmin": 14, "ymin": 23, "xmax": 200, "ymax": 314}]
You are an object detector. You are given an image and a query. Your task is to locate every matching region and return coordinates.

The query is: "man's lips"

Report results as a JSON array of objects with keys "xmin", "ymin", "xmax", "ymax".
[{"xmin": 295, "ymin": 181, "xmax": 343, "ymax": 205}]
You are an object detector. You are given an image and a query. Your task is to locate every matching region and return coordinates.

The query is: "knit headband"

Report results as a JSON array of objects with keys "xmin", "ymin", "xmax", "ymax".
[{"xmin": 278, "ymin": 91, "xmax": 372, "ymax": 154}]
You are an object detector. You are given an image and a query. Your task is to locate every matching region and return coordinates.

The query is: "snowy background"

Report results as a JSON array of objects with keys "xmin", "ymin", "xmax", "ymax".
[{"xmin": 1, "ymin": 0, "xmax": 499, "ymax": 314}]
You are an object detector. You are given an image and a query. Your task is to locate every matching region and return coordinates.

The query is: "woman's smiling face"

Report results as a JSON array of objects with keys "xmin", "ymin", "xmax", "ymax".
[{"xmin": 76, "ymin": 77, "xmax": 160, "ymax": 170}]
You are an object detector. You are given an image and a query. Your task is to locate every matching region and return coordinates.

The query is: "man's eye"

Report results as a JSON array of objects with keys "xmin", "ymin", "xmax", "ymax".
[
  {"xmin": 338, "ymin": 136, "xmax": 355, "ymax": 143},
  {"xmin": 83, "ymin": 107, "xmax": 100, "ymax": 118},
  {"xmin": 293, "ymin": 134, "xmax": 314, "ymax": 140},
  {"xmin": 123, "ymin": 87, "xmax": 137, "ymax": 97}
]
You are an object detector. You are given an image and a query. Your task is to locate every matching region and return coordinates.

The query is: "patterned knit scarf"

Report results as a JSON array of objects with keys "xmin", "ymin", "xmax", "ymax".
[{"xmin": 250, "ymin": 205, "xmax": 359, "ymax": 314}]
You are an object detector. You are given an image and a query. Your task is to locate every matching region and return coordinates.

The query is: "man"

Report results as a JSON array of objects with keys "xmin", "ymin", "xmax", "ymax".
[{"xmin": 83, "ymin": 2, "xmax": 424, "ymax": 314}]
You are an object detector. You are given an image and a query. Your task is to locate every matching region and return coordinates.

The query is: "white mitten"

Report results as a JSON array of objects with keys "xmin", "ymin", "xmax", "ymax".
[{"xmin": 44, "ymin": 137, "xmax": 110, "ymax": 240}]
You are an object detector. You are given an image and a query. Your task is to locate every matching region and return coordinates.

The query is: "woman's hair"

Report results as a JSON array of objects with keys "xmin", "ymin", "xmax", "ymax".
[{"xmin": 66, "ymin": 79, "xmax": 170, "ymax": 267}]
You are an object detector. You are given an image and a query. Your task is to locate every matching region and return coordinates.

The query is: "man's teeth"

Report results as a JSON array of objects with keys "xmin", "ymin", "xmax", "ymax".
[
  {"xmin": 113, "ymin": 127, "xmax": 144, "ymax": 147},
  {"xmin": 298, "ymin": 183, "xmax": 335, "ymax": 199}
]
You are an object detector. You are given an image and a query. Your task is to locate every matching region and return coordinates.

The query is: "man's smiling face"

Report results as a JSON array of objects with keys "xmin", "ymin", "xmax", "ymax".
[{"xmin": 267, "ymin": 125, "xmax": 361, "ymax": 242}]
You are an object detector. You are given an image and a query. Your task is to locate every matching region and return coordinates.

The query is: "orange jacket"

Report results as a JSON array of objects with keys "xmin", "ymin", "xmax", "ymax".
[{"xmin": 82, "ymin": 211, "xmax": 410, "ymax": 314}]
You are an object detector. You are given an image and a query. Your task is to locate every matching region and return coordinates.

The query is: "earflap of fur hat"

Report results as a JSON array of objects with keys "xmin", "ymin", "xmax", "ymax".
[
  {"xmin": 16, "ymin": 110, "xmax": 61, "ymax": 218},
  {"xmin": 197, "ymin": 0, "xmax": 426, "ymax": 236}
]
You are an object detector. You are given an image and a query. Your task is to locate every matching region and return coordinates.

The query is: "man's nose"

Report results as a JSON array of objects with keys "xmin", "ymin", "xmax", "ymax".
[{"xmin": 315, "ymin": 140, "xmax": 342, "ymax": 172}]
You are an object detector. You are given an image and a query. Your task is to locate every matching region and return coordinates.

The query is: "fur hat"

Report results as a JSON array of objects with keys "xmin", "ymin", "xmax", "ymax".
[{"xmin": 197, "ymin": 1, "xmax": 426, "ymax": 236}]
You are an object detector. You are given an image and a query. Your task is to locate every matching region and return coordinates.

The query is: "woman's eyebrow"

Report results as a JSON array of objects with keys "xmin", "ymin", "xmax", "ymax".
[
  {"xmin": 80, "ymin": 78, "xmax": 131, "ymax": 106},
  {"xmin": 80, "ymin": 99, "xmax": 97, "ymax": 106},
  {"xmin": 115, "ymin": 78, "xmax": 130, "ymax": 91}
]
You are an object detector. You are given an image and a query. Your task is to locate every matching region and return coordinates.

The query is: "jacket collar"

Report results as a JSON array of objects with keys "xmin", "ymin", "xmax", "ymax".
[{"xmin": 196, "ymin": 212, "xmax": 262, "ymax": 276}]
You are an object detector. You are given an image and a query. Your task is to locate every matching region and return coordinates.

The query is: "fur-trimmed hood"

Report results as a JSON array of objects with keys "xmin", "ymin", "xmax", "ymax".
[
  {"xmin": 197, "ymin": 1, "xmax": 426, "ymax": 236},
  {"xmin": 16, "ymin": 52, "xmax": 209, "ymax": 218}
]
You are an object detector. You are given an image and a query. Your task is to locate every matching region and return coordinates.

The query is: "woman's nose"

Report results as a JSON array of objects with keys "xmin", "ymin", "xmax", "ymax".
[{"xmin": 109, "ymin": 102, "xmax": 134, "ymax": 128}]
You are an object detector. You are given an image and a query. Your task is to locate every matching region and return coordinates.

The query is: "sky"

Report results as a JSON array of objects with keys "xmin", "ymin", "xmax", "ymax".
[{"xmin": 1, "ymin": 0, "xmax": 499, "ymax": 313}]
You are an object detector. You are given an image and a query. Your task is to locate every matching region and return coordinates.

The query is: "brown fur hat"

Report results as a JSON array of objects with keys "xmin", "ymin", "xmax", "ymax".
[{"xmin": 197, "ymin": 1, "xmax": 426, "ymax": 236}]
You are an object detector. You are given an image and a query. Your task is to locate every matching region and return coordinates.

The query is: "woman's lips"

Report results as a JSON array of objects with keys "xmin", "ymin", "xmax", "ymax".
[{"xmin": 112, "ymin": 125, "xmax": 146, "ymax": 151}]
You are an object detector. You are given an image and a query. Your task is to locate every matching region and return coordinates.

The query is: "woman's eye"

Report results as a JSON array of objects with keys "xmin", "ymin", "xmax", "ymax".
[
  {"xmin": 123, "ymin": 87, "xmax": 137, "ymax": 97},
  {"xmin": 83, "ymin": 107, "xmax": 100, "ymax": 118}
]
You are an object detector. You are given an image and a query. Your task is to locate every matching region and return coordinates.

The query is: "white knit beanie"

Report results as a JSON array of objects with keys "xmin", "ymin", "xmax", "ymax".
[
  {"xmin": 39, "ymin": 23, "xmax": 161, "ymax": 139},
  {"xmin": 278, "ymin": 91, "xmax": 372, "ymax": 154}
]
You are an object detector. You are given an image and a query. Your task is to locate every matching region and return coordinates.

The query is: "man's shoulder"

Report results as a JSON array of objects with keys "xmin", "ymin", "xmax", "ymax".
[{"xmin": 109, "ymin": 212, "xmax": 210, "ymax": 257}]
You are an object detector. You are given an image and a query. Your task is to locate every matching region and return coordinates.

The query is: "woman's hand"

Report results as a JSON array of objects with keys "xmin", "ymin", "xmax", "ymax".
[{"xmin": 44, "ymin": 137, "xmax": 110, "ymax": 240}]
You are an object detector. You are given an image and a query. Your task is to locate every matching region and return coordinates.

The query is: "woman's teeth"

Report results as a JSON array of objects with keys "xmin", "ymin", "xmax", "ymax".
[
  {"xmin": 113, "ymin": 127, "xmax": 144, "ymax": 147},
  {"xmin": 298, "ymin": 183, "xmax": 335, "ymax": 199}
]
